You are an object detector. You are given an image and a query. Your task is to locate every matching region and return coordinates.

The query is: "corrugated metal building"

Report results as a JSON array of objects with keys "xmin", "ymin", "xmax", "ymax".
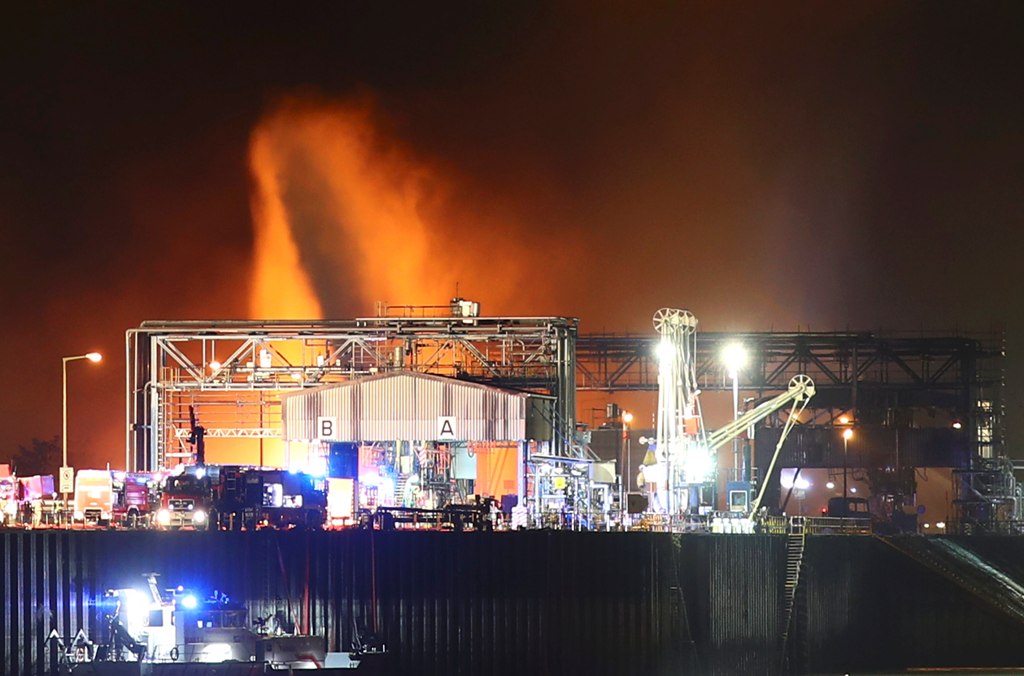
[{"xmin": 280, "ymin": 371, "xmax": 553, "ymax": 443}]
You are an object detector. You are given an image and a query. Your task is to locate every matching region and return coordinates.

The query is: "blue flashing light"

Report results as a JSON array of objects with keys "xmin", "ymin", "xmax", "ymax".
[{"xmin": 180, "ymin": 594, "xmax": 198, "ymax": 610}]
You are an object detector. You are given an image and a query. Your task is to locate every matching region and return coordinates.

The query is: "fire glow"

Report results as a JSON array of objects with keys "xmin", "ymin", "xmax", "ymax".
[{"xmin": 251, "ymin": 96, "xmax": 518, "ymax": 319}]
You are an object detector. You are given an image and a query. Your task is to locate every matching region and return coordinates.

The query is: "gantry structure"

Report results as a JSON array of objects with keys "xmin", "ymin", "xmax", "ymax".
[
  {"xmin": 577, "ymin": 330, "xmax": 1004, "ymax": 454},
  {"xmin": 128, "ymin": 321, "xmax": 1003, "ymax": 466},
  {"xmin": 126, "ymin": 316, "xmax": 578, "ymax": 472}
]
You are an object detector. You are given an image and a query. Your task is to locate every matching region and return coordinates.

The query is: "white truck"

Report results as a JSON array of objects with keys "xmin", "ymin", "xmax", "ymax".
[{"xmin": 73, "ymin": 469, "xmax": 114, "ymax": 526}]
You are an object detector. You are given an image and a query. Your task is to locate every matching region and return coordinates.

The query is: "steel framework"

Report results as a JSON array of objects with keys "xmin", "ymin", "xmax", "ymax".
[
  {"xmin": 577, "ymin": 330, "xmax": 1003, "ymax": 451},
  {"xmin": 127, "ymin": 322, "xmax": 1003, "ymax": 474},
  {"xmin": 126, "ymin": 317, "xmax": 578, "ymax": 471}
]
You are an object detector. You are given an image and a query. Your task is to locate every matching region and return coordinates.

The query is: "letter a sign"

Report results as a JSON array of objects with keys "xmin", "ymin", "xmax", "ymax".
[
  {"xmin": 317, "ymin": 416, "xmax": 338, "ymax": 440},
  {"xmin": 438, "ymin": 416, "xmax": 457, "ymax": 440}
]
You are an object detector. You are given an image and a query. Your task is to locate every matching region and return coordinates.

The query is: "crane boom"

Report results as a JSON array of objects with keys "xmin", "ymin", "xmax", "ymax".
[{"xmin": 705, "ymin": 375, "xmax": 815, "ymax": 452}]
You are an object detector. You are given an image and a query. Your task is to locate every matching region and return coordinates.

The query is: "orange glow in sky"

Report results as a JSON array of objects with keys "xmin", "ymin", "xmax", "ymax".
[{"xmin": 250, "ymin": 97, "xmax": 457, "ymax": 318}]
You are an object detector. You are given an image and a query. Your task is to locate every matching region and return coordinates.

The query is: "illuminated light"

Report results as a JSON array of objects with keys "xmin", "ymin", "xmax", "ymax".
[
  {"xmin": 121, "ymin": 589, "xmax": 150, "ymax": 632},
  {"xmin": 200, "ymin": 643, "xmax": 234, "ymax": 662},
  {"xmin": 307, "ymin": 456, "xmax": 328, "ymax": 478},
  {"xmin": 180, "ymin": 594, "xmax": 198, "ymax": 610},
  {"xmin": 85, "ymin": 352, "xmax": 102, "ymax": 363},
  {"xmin": 838, "ymin": 416, "xmax": 850, "ymax": 425},
  {"xmin": 721, "ymin": 342, "xmax": 748, "ymax": 373},
  {"xmin": 209, "ymin": 360, "xmax": 221, "ymax": 370},
  {"xmin": 193, "ymin": 509, "xmax": 207, "ymax": 525},
  {"xmin": 656, "ymin": 339, "xmax": 674, "ymax": 364},
  {"xmin": 843, "ymin": 428, "xmax": 853, "ymax": 441},
  {"xmin": 622, "ymin": 411, "xmax": 634, "ymax": 424},
  {"xmin": 952, "ymin": 421, "xmax": 963, "ymax": 430},
  {"xmin": 923, "ymin": 523, "xmax": 931, "ymax": 529},
  {"xmin": 849, "ymin": 487, "xmax": 858, "ymax": 494},
  {"xmin": 157, "ymin": 509, "xmax": 171, "ymax": 526},
  {"xmin": 291, "ymin": 370, "xmax": 303, "ymax": 381},
  {"xmin": 683, "ymin": 445, "xmax": 714, "ymax": 483},
  {"xmin": 195, "ymin": 467, "xmax": 206, "ymax": 480},
  {"xmin": 826, "ymin": 481, "xmax": 836, "ymax": 490},
  {"xmin": 780, "ymin": 471, "xmax": 811, "ymax": 491},
  {"xmin": 936, "ymin": 521, "xmax": 946, "ymax": 529}
]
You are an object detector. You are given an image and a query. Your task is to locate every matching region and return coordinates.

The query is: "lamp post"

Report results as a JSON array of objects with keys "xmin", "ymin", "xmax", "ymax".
[
  {"xmin": 721, "ymin": 343, "xmax": 747, "ymax": 481},
  {"xmin": 842, "ymin": 428, "xmax": 853, "ymax": 499},
  {"xmin": 62, "ymin": 352, "xmax": 102, "ymax": 521},
  {"xmin": 621, "ymin": 411, "xmax": 633, "ymax": 525}
]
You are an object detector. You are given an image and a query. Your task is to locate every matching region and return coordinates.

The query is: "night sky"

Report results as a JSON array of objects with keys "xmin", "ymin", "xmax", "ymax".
[{"xmin": 2, "ymin": 2, "xmax": 1022, "ymax": 469}]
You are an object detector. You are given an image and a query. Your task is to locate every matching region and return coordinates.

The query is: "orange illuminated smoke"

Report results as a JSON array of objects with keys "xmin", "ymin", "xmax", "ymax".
[
  {"xmin": 247, "ymin": 95, "xmax": 552, "ymax": 321},
  {"xmin": 249, "ymin": 97, "xmax": 455, "ymax": 318}
]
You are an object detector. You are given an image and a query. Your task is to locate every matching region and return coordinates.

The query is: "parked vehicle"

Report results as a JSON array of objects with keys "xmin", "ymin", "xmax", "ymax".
[
  {"xmin": 219, "ymin": 468, "xmax": 327, "ymax": 530},
  {"xmin": 112, "ymin": 472, "xmax": 156, "ymax": 528},
  {"xmin": 154, "ymin": 465, "xmax": 217, "ymax": 530},
  {"xmin": 74, "ymin": 470, "xmax": 115, "ymax": 526}
]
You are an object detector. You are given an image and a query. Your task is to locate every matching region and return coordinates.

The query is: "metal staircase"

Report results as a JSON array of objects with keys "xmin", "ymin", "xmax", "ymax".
[{"xmin": 781, "ymin": 516, "xmax": 807, "ymax": 649}]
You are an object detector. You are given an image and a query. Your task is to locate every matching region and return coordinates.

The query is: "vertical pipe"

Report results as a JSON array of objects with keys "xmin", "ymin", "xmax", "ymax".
[
  {"xmin": 149, "ymin": 336, "xmax": 160, "ymax": 472},
  {"xmin": 304, "ymin": 533, "xmax": 311, "ymax": 635},
  {"xmin": 124, "ymin": 331, "xmax": 131, "ymax": 472}
]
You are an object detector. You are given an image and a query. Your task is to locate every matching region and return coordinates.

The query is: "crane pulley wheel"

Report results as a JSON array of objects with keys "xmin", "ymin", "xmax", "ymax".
[
  {"xmin": 787, "ymin": 374, "xmax": 815, "ymax": 400},
  {"xmin": 652, "ymin": 308, "xmax": 697, "ymax": 334}
]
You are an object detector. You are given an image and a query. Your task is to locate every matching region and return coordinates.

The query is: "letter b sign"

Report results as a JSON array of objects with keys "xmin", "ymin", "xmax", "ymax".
[{"xmin": 318, "ymin": 416, "xmax": 337, "ymax": 440}]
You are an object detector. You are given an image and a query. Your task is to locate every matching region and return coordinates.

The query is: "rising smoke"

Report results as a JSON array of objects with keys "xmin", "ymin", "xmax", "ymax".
[{"xmin": 248, "ymin": 95, "xmax": 549, "ymax": 319}]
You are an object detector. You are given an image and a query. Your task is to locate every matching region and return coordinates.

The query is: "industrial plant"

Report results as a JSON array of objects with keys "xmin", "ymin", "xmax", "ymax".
[{"xmin": 2, "ymin": 300, "xmax": 1019, "ymax": 675}]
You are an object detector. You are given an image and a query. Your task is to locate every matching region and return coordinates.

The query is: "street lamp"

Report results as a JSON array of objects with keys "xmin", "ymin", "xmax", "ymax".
[
  {"xmin": 621, "ymin": 411, "xmax": 633, "ymax": 524},
  {"xmin": 721, "ymin": 343, "xmax": 747, "ymax": 481},
  {"xmin": 62, "ymin": 352, "xmax": 101, "ymax": 511},
  {"xmin": 842, "ymin": 427, "xmax": 853, "ymax": 499}
]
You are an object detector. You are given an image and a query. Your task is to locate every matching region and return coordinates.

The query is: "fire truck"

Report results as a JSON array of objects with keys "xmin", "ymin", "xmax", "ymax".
[
  {"xmin": 112, "ymin": 472, "xmax": 156, "ymax": 528},
  {"xmin": 154, "ymin": 465, "xmax": 218, "ymax": 530},
  {"xmin": 218, "ymin": 468, "xmax": 327, "ymax": 530}
]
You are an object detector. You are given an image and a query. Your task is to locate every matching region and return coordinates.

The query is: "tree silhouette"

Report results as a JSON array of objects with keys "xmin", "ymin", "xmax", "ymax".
[{"xmin": 10, "ymin": 436, "xmax": 61, "ymax": 476}]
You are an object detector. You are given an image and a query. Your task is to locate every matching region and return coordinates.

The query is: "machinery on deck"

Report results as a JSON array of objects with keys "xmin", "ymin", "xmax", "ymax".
[{"xmin": 63, "ymin": 573, "xmax": 325, "ymax": 671}]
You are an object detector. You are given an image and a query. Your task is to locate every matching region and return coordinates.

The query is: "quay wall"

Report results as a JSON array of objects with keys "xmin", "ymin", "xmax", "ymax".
[{"xmin": 3, "ymin": 530, "xmax": 1024, "ymax": 675}]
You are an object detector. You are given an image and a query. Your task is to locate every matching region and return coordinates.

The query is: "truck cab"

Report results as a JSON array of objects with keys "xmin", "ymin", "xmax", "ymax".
[
  {"xmin": 155, "ymin": 466, "xmax": 217, "ymax": 530},
  {"xmin": 825, "ymin": 496, "xmax": 872, "ymax": 519},
  {"xmin": 113, "ymin": 472, "xmax": 155, "ymax": 528},
  {"xmin": 74, "ymin": 470, "xmax": 114, "ymax": 526}
]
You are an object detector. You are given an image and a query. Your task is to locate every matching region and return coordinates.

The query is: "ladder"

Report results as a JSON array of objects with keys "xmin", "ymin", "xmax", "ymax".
[{"xmin": 781, "ymin": 516, "xmax": 806, "ymax": 649}]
